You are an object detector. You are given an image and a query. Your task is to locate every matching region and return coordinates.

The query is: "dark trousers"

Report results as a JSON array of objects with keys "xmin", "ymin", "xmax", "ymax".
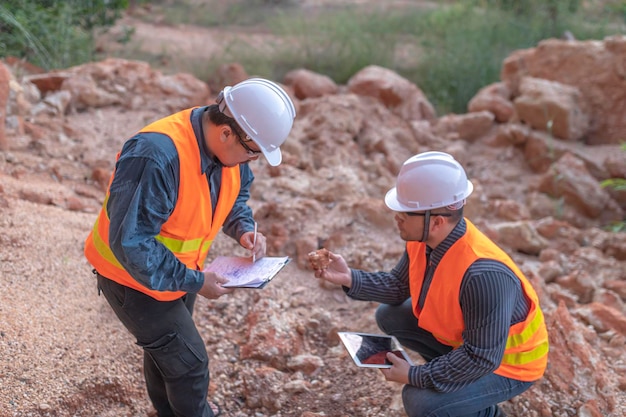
[
  {"xmin": 97, "ymin": 273, "xmax": 214, "ymax": 417},
  {"xmin": 375, "ymin": 299, "xmax": 532, "ymax": 417}
]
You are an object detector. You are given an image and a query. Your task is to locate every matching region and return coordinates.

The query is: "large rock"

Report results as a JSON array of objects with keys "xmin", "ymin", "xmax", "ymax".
[
  {"xmin": 537, "ymin": 152, "xmax": 620, "ymax": 220},
  {"xmin": 502, "ymin": 36, "xmax": 626, "ymax": 145},
  {"xmin": 347, "ymin": 65, "xmax": 436, "ymax": 122},
  {"xmin": 468, "ymin": 82, "xmax": 515, "ymax": 123},
  {"xmin": 283, "ymin": 68, "xmax": 338, "ymax": 99},
  {"xmin": 61, "ymin": 58, "xmax": 211, "ymax": 112},
  {"xmin": 514, "ymin": 77, "xmax": 590, "ymax": 141}
]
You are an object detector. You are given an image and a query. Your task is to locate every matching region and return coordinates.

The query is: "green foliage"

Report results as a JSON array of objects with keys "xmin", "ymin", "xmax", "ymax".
[
  {"xmin": 605, "ymin": 0, "xmax": 626, "ymax": 23},
  {"xmin": 604, "ymin": 222, "xmax": 626, "ymax": 233},
  {"xmin": 601, "ymin": 143, "xmax": 626, "ymax": 232},
  {"xmin": 475, "ymin": 0, "xmax": 581, "ymax": 16},
  {"xmin": 186, "ymin": 0, "xmax": 622, "ymax": 114},
  {"xmin": 396, "ymin": 1, "xmax": 613, "ymax": 113},
  {"xmin": 601, "ymin": 178, "xmax": 626, "ymax": 191},
  {"xmin": 0, "ymin": 0, "xmax": 128, "ymax": 70},
  {"xmin": 153, "ymin": 0, "xmax": 299, "ymax": 28},
  {"xmin": 398, "ymin": 4, "xmax": 512, "ymax": 114},
  {"xmin": 2, "ymin": 0, "xmax": 623, "ymax": 116},
  {"xmin": 259, "ymin": 9, "xmax": 396, "ymax": 83},
  {"xmin": 171, "ymin": 7, "xmax": 397, "ymax": 85},
  {"xmin": 600, "ymin": 143, "xmax": 626, "ymax": 192}
]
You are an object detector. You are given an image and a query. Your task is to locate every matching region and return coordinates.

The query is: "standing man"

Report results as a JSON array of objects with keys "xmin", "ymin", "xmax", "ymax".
[
  {"xmin": 85, "ymin": 78, "xmax": 296, "ymax": 417},
  {"xmin": 312, "ymin": 151, "xmax": 548, "ymax": 417}
]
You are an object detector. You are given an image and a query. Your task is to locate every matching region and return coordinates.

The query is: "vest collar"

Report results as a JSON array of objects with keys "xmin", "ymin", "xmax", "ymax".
[
  {"xmin": 192, "ymin": 106, "xmax": 223, "ymax": 174},
  {"xmin": 429, "ymin": 218, "xmax": 467, "ymax": 266}
]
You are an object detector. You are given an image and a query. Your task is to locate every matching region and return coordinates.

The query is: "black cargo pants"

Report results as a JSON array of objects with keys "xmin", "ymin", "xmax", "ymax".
[{"xmin": 96, "ymin": 272, "xmax": 214, "ymax": 417}]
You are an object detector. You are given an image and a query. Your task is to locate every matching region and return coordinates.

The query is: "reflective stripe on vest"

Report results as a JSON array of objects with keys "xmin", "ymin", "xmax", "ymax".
[
  {"xmin": 84, "ymin": 108, "xmax": 241, "ymax": 301},
  {"xmin": 407, "ymin": 219, "xmax": 548, "ymax": 381}
]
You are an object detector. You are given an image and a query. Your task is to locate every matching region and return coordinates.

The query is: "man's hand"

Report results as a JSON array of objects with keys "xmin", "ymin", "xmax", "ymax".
[
  {"xmin": 312, "ymin": 251, "xmax": 352, "ymax": 288},
  {"xmin": 380, "ymin": 352, "xmax": 410, "ymax": 384},
  {"xmin": 197, "ymin": 270, "xmax": 234, "ymax": 299},
  {"xmin": 240, "ymin": 230, "xmax": 266, "ymax": 262}
]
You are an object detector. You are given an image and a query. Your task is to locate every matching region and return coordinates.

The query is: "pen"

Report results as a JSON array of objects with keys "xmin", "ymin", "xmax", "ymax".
[{"xmin": 252, "ymin": 221, "xmax": 257, "ymax": 263}]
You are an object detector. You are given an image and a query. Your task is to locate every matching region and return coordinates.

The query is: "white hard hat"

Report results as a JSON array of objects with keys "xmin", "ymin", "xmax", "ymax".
[
  {"xmin": 385, "ymin": 151, "xmax": 474, "ymax": 212},
  {"xmin": 217, "ymin": 78, "xmax": 296, "ymax": 166}
]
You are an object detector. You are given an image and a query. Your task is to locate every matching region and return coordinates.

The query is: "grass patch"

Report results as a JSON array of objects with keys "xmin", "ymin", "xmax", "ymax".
[
  {"xmin": 237, "ymin": 8, "xmax": 398, "ymax": 83},
  {"xmin": 0, "ymin": 0, "xmax": 126, "ymax": 70},
  {"xmin": 168, "ymin": 0, "xmax": 624, "ymax": 114},
  {"xmin": 146, "ymin": 0, "xmax": 301, "ymax": 28},
  {"xmin": 0, "ymin": 3, "xmax": 94, "ymax": 70}
]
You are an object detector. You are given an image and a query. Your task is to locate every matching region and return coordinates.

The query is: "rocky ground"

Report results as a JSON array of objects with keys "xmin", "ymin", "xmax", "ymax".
[{"xmin": 1, "ymin": 3, "xmax": 626, "ymax": 417}]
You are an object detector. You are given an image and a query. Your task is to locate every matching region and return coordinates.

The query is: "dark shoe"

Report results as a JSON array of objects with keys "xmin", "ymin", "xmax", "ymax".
[{"xmin": 494, "ymin": 405, "xmax": 506, "ymax": 417}]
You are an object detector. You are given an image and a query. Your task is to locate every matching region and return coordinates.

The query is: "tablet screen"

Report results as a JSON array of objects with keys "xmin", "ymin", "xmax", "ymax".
[{"xmin": 338, "ymin": 332, "xmax": 413, "ymax": 368}]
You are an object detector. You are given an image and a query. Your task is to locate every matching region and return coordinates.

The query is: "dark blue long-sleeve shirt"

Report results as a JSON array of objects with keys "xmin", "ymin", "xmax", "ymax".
[
  {"xmin": 106, "ymin": 107, "xmax": 255, "ymax": 294},
  {"xmin": 348, "ymin": 219, "xmax": 531, "ymax": 392}
]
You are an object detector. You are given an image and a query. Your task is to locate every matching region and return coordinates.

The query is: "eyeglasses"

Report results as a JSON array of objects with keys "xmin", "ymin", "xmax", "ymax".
[
  {"xmin": 405, "ymin": 212, "xmax": 452, "ymax": 217},
  {"xmin": 232, "ymin": 126, "xmax": 262, "ymax": 156}
]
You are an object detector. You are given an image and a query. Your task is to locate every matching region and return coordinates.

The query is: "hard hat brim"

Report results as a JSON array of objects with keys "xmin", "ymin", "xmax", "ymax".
[
  {"xmin": 384, "ymin": 187, "xmax": 411, "ymax": 212},
  {"xmin": 259, "ymin": 145, "xmax": 282, "ymax": 166},
  {"xmin": 384, "ymin": 181, "xmax": 474, "ymax": 212}
]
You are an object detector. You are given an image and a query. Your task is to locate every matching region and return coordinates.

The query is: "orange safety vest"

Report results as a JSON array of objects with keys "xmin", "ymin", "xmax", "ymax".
[
  {"xmin": 407, "ymin": 219, "xmax": 548, "ymax": 381},
  {"xmin": 84, "ymin": 108, "xmax": 241, "ymax": 301}
]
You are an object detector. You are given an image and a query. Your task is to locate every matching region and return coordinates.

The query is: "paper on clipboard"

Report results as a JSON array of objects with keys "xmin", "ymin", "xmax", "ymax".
[{"xmin": 204, "ymin": 255, "xmax": 290, "ymax": 288}]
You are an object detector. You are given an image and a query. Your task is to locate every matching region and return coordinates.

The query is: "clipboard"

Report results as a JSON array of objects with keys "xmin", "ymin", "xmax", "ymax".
[{"xmin": 204, "ymin": 256, "xmax": 290, "ymax": 288}]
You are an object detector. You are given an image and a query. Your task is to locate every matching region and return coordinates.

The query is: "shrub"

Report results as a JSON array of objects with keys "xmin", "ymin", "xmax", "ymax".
[{"xmin": 0, "ymin": 0, "xmax": 128, "ymax": 70}]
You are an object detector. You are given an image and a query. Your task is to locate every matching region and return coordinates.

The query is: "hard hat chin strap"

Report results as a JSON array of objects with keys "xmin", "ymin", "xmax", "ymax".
[{"xmin": 420, "ymin": 210, "xmax": 431, "ymax": 242}]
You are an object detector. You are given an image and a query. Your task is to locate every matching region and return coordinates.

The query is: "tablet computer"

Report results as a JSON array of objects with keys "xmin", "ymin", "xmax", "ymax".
[{"xmin": 337, "ymin": 331, "xmax": 414, "ymax": 369}]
